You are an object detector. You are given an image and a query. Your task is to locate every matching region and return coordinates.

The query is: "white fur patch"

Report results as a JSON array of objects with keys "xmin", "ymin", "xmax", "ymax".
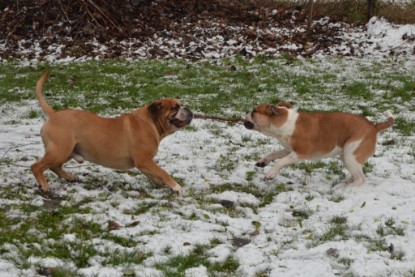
[
  {"xmin": 269, "ymin": 107, "xmax": 299, "ymax": 139},
  {"xmin": 345, "ymin": 139, "xmax": 363, "ymax": 155},
  {"xmin": 343, "ymin": 139, "xmax": 365, "ymax": 185}
]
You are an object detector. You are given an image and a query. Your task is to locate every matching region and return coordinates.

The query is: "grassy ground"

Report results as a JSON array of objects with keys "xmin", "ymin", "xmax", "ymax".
[
  {"xmin": 0, "ymin": 57, "xmax": 414, "ymax": 276},
  {"xmin": 1, "ymin": 56, "xmax": 414, "ymax": 124}
]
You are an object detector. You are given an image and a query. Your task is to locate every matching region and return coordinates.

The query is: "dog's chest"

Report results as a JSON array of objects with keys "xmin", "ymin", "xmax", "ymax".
[
  {"xmin": 276, "ymin": 135, "xmax": 292, "ymax": 150},
  {"xmin": 268, "ymin": 109, "xmax": 298, "ymax": 147},
  {"xmin": 263, "ymin": 130, "xmax": 292, "ymax": 150},
  {"xmin": 268, "ymin": 115, "xmax": 298, "ymax": 150}
]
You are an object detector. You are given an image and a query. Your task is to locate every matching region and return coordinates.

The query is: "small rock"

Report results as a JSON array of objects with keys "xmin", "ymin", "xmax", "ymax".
[
  {"xmin": 326, "ymin": 248, "xmax": 339, "ymax": 258},
  {"xmin": 163, "ymin": 201, "xmax": 174, "ymax": 208},
  {"xmin": 36, "ymin": 267, "xmax": 54, "ymax": 276},
  {"xmin": 388, "ymin": 243, "xmax": 394, "ymax": 253},
  {"xmin": 231, "ymin": 237, "xmax": 251, "ymax": 248},
  {"xmin": 382, "ymin": 139, "xmax": 396, "ymax": 146},
  {"xmin": 219, "ymin": 200, "xmax": 234, "ymax": 209},
  {"xmin": 123, "ymin": 269, "xmax": 135, "ymax": 276},
  {"xmin": 42, "ymin": 199, "xmax": 61, "ymax": 209}
]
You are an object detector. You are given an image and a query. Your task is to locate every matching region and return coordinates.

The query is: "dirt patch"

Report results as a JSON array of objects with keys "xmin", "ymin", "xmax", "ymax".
[{"xmin": 0, "ymin": 0, "xmax": 362, "ymax": 60}]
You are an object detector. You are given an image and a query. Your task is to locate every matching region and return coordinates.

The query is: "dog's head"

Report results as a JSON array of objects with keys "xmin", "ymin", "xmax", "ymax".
[
  {"xmin": 148, "ymin": 98, "xmax": 193, "ymax": 135},
  {"xmin": 244, "ymin": 102, "xmax": 293, "ymax": 133}
]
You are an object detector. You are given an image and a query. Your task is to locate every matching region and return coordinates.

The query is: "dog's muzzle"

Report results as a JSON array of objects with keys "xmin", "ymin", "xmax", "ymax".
[
  {"xmin": 244, "ymin": 121, "xmax": 255, "ymax": 130},
  {"xmin": 171, "ymin": 108, "xmax": 193, "ymax": 128}
]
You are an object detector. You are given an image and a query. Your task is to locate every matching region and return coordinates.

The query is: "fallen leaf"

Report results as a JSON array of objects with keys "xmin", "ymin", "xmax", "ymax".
[{"xmin": 108, "ymin": 220, "xmax": 121, "ymax": 230}]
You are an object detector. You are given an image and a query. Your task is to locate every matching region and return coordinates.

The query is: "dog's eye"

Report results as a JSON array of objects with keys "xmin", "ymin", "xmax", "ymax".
[{"xmin": 172, "ymin": 105, "xmax": 180, "ymax": 111}]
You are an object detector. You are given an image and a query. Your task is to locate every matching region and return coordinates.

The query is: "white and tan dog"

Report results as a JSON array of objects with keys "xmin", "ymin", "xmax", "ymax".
[
  {"xmin": 32, "ymin": 71, "xmax": 193, "ymax": 195},
  {"xmin": 244, "ymin": 102, "xmax": 394, "ymax": 185}
]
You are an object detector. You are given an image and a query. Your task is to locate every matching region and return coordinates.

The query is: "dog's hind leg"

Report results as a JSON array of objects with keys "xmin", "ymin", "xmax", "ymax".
[
  {"xmin": 31, "ymin": 159, "xmax": 52, "ymax": 192},
  {"xmin": 256, "ymin": 149, "xmax": 290, "ymax": 167},
  {"xmin": 342, "ymin": 140, "xmax": 367, "ymax": 186},
  {"xmin": 50, "ymin": 152, "xmax": 82, "ymax": 182},
  {"xmin": 50, "ymin": 166, "xmax": 78, "ymax": 182},
  {"xmin": 31, "ymin": 144, "xmax": 74, "ymax": 191},
  {"xmin": 343, "ymin": 158, "xmax": 365, "ymax": 186}
]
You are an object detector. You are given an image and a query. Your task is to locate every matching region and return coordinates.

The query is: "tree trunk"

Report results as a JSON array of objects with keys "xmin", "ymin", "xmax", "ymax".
[
  {"xmin": 368, "ymin": 0, "xmax": 376, "ymax": 21},
  {"xmin": 307, "ymin": 0, "xmax": 314, "ymax": 34}
]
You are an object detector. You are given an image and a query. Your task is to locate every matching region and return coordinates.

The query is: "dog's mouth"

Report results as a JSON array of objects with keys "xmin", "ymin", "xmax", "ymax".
[
  {"xmin": 170, "ymin": 108, "xmax": 193, "ymax": 128},
  {"xmin": 244, "ymin": 121, "xmax": 255, "ymax": 130},
  {"xmin": 170, "ymin": 117, "xmax": 192, "ymax": 128}
]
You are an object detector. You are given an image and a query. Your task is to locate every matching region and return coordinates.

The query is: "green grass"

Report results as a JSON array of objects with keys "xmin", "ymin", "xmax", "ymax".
[
  {"xmin": 0, "ymin": 202, "xmax": 150, "ymax": 268},
  {"xmin": 320, "ymin": 225, "xmax": 348, "ymax": 242},
  {"xmin": 330, "ymin": 216, "xmax": 348, "ymax": 225},
  {"xmin": 376, "ymin": 218, "xmax": 406, "ymax": 237},
  {"xmin": 344, "ymin": 82, "xmax": 372, "ymax": 100},
  {"xmin": 0, "ymin": 203, "xmax": 105, "ymax": 268},
  {"xmin": 123, "ymin": 201, "xmax": 158, "ymax": 215},
  {"xmin": 0, "ymin": 204, "xmax": 97, "ymax": 244},
  {"xmin": 328, "ymin": 194, "xmax": 346, "ymax": 203},
  {"xmin": 206, "ymin": 183, "xmax": 283, "ymax": 208},
  {"xmin": 394, "ymin": 118, "xmax": 415, "ymax": 136},
  {"xmin": 154, "ymin": 244, "xmax": 239, "ymax": 277},
  {"xmin": 2, "ymin": 57, "xmax": 412, "ymax": 136}
]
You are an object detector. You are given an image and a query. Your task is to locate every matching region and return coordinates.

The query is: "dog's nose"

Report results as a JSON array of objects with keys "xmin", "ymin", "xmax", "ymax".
[
  {"xmin": 185, "ymin": 108, "xmax": 193, "ymax": 119},
  {"xmin": 183, "ymin": 107, "xmax": 193, "ymax": 124},
  {"xmin": 244, "ymin": 121, "xmax": 255, "ymax": 129}
]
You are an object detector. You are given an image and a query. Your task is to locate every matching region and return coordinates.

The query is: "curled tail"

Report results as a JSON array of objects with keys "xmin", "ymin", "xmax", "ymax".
[
  {"xmin": 36, "ymin": 71, "xmax": 54, "ymax": 116},
  {"xmin": 375, "ymin": 110, "xmax": 394, "ymax": 132}
]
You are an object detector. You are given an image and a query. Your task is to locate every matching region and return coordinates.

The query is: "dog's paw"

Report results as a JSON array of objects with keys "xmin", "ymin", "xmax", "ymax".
[
  {"xmin": 255, "ymin": 161, "xmax": 267, "ymax": 168},
  {"xmin": 264, "ymin": 172, "xmax": 276, "ymax": 180},
  {"xmin": 65, "ymin": 174, "xmax": 79, "ymax": 182},
  {"xmin": 171, "ymin": 183, "xmax": 184, "ymax": 195},
  {"xmin": 343, "ymin": 177, "xmax": 354, "ymax": 184},
  {"xmin": 36, "ymin": 188, "xmax": 59, "ymax": 200}
]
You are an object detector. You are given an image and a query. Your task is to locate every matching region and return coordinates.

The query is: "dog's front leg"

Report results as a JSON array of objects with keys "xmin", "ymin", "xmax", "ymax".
[
  {"xmin": 264, "ymin": 152, "xmax": 300, "ymax": 180},
  {"xmin": 135, "ymin": 160, "xmax": 183, "ymax": 194},
  {"xmin": 256, "ymin": 149, "xmax": 290, "ymax": 167}
]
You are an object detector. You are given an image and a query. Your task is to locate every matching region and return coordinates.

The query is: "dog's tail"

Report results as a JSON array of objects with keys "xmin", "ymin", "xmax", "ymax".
[
  {"xmin": 36, "ymin": 71, "xmax": 54, "ymax": 116},
  {"xmin": 375, "ymin": 110, "xmax": 394, "ymax": 133}
]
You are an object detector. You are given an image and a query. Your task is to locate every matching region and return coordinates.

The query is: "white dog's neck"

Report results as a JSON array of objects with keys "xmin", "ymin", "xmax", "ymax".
[{"xmin": 268, "ymin": 107, "xmax": 299, "ymax": 138}]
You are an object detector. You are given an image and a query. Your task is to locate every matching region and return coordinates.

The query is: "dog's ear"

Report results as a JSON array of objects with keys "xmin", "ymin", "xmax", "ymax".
[
  {"xmin": 267, "ymin": 105, "xmax": 280, "ymax": 116},
  {"xmin": 148, "ymin": 101, "xmax": 163, "ymax": 121}
]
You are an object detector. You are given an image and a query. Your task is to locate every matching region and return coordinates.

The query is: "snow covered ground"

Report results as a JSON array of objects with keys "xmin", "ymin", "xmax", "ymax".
[
  {"xmin": 0, "ymin": 94, "xmax": 414, "ymax": 276},
  {"xmin": 0, "ymin": 16, "xmax": 415, "ymax": 277}
]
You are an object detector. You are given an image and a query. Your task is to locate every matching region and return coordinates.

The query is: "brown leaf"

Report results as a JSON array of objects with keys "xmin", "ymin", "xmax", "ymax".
[
  {"xmin": 108, "ymin": 220, "xmax": 121, "ymax": 230},
  {"xmin": 126, "ymin": 220, "xmax": 141, "ymax": 227}
]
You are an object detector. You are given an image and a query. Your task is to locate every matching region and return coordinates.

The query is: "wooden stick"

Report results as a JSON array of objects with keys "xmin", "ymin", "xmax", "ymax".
[
  {"xmin": 193, "ymin": 113, "xmax": 244, "ymax": 123},
  {"xmin": 307, "ymin": 0, "xmax": 315, "ymax": 35}
]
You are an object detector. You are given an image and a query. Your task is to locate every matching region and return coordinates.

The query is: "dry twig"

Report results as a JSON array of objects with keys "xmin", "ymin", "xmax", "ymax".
[{"xmin": 194, "ymin": 113, "xmax": 243, "ymax": 123}]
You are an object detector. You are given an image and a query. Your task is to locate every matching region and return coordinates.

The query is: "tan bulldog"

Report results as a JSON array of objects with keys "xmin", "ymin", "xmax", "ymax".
[{"xmin": 31, "ymin": 71, "xmax": 193, "ymax": 195}]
